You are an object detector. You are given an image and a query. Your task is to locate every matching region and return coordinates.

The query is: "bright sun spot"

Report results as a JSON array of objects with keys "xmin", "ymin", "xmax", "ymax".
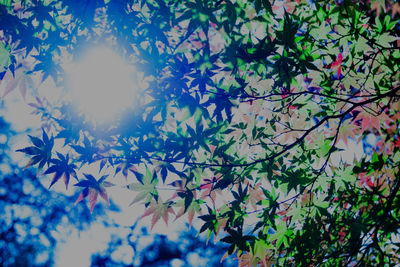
[{"xmin": 68, "ymin": 47, "xmax": 136, "ymax": 123}]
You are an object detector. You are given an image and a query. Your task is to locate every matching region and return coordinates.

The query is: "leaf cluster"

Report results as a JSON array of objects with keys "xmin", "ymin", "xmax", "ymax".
[{"xmin": 6, "ymin": 0, "xmax": 400, "ymax": 265}]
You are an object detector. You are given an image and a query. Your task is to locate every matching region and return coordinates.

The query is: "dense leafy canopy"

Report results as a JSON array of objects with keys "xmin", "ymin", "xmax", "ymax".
[{"xmin": 3, "ymin": 0, "xmax": 400, "ymax": 265}]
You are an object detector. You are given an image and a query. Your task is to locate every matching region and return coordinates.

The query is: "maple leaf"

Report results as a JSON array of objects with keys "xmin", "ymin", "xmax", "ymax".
[
  {"xmin": 394, "ymin": 138, "xmax": 400, "ymax": 148},
  {"xmin": 71, "ymin": 135, "xmax": 98, "ymax": 166},
  {"xmin": 43, "ymin": 152, "xmax": 77, "ymax": 190},
  {"xmin": 139, "ymin": 199, "xmax": 175, "ymax": 230},
  {"xmin": 338, "ymin": 227, "xmax": 347, "ymax": 242},
  {"xmin": 174, "ymin": 194, "xmax": 202, "ymax": 228},
  {"xmin": 200, "ymin": 178, "xmax": 220, "ymax": 204},
  {"xmin": 2, "ymin": 66, "xmax": 34, "ymax": 100},
  {"xmin": 16, "ymin": 129, "xmax": 54, "ymax": 171},
  {"xmin": 330, "ymin": 52, "xmax": 342, "ymax": 79},
  {"xmin": 371, "ymin": 0, "xmax": 386, "ymax": 17},
  {"xmin": 354, "ymin": 108, "xmax": 391, "ymax": 134},
  {"xmin": 74, "ymin": 174, "xmax": 115, "ymax": 213},
  {"xmin": 221, "ymin": 228, "xmax": 254, "ymax": 256},
  {"xmin": 268, "ymin": 222, "xmax": 290, "ymax": 249},
  {"xmin": 358, "ymin": 172, "xmax": 374, "ymax": 188},
  {"xmin": 126, "ymin": 168, "xmax": 158, "ymax": 206},
  {"xmin": 115, "ymin": 161, "xmax": 138, "ymax": 179},
  {"xmin": 198, "ymin": 205, "xmax": 226, "ymax": 244},
  {"xmin": 0, "ymin": 42, "xmax": 11, "ymax": 72},
  {"xmin": 337, "ymin": 119, "xmax": 359, "ymax": 146},
  {"xmin": 390, "ymin": 3, "xmax": 400, "ymax": 18},
  {"xmin": 246, "ymin": 183, "xmax": 265, "ymax": 210},
  {"xmin": 272, "ymin": 0, "xmax": 296, "ymax": 14},
  {"xmin": 237, "ymin": 250, "xmax": 260, "ymax": 267}
]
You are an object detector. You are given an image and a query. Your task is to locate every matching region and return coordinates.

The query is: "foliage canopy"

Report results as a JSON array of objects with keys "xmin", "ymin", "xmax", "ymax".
[{"xmin": 3, "ymin": 0, "xmax": 400, "ymax": 265}]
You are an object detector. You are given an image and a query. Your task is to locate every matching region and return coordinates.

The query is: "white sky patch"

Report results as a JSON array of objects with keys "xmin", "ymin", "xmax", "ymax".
[
  {"xmin": 66, "ymin": 47, "xmax": 138, "ymax": 124},
  {"xmin": 1, "ymin": 94, "xmax": 41, "ymax": 132},
  {"xmin": 55, "ymin": 223, "xmax": 111, "ymax": 267},
  {"xmin": 332, "ymin": 139, "xmax": 364, "ymax": 165}
]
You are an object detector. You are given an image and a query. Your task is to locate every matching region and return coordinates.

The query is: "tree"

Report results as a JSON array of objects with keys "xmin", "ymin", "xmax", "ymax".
[
  {"xmin": 0, "ymin": 113, "xmax": 98, "ymax": 266},
  {"xmin": 90, "ymin": 225, "xmax": 237, "ymax": 266},
  {"xmin": 3, "ymin": 0, "xmax": 400, "ymax": 265}
]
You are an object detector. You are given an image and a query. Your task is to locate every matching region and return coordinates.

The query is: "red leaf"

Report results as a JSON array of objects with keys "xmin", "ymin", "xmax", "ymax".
[
  {"xmin": 331, "ymin": 52, "xmax": 343, "ymax": 78},
  {"xmin": 140, "ymin": 200, "xmax": 175, "ymax": 230},
  {"xmin": 89, "ymin": 190, "xmax": 98, "ymax": 214},
  {"xmin": 74, "ymin": 174, "xmax": 114, "ymax": 213},
  {"xmin": 354, "ymin": 109, "xmax": 389, "ymax": 134}
]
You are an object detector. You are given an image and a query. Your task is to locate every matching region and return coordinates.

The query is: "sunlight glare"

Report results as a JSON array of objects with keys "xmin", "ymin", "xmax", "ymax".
[{"xmin": 68, "ymin": 47, "xmax": 136, "ymax": 123}]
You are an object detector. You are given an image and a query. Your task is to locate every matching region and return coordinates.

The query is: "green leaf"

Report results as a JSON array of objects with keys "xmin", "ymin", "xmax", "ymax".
[
  {"xmin": 127, "ymin": 168, "xmax": 158, "ymax": 206},
  {"xmin": 0, "ymin": 0, "xmax": 12, "ymax": 6},
  {"xmin": 0, "ymin": 43, "xmax": 11, "ymax": 70},
  {"xmin": 262, "ymin": 0, "xmax": 272, "ymax": 14},
  {"xmin": 269, "ymin": 222, "xmax": 288, "ymax": 249}
]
